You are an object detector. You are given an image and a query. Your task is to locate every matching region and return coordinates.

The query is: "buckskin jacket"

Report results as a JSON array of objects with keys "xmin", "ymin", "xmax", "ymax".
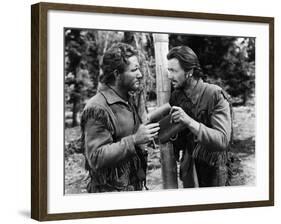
[
  {"xmin": 169, "ymin": 78, "xmax": 232, "ymax": 187},
  {"xmin": 80, "ymin": 84, "xmax": 147, "ymax": 193}
]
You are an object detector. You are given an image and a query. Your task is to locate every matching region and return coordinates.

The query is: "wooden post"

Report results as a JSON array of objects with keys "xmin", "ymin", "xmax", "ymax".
[{"xmin": 153, "ymin": 34, "xmax": 178, "ymax": 189}]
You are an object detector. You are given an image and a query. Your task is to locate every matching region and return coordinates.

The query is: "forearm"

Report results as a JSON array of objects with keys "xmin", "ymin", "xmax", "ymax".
[
  {"xmin": 86, "ymin": 134, "xmax": 136, "ymax": 170},
  {"xmin": 84, "ymin": 116, "xmax": 137, "ymax": 170},
  {"xmin": 185, "ymin": 117, "xmax": 200, "ymax": 137},
  {"xmin": 185, "ymin": 116, "xmax": 230, "ymax": 151},
  {"xmin": 188, "ymin": 93, "xmax": 231, "ymax": 151},
  {"xmin": 197, "ymin": 123, "xmax": 229, "ymax": 150}
]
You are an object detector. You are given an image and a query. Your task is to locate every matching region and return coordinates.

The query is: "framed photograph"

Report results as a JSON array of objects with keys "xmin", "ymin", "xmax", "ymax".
[{"xmin": 31, "ymin": 2, "xmax": 274, "ymax": 221}]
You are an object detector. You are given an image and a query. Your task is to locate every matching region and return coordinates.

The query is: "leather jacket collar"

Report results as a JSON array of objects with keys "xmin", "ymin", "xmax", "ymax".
[
  {"xmin": 185, "ymin": 78, "xmax": 207, "ymax": 105},
  {"xmin": 98, "ymin": 83, "xmax": 129, "ymax": 105}
]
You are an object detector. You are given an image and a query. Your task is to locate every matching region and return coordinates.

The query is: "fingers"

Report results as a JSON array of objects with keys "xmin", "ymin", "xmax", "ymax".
[
  {"xmin": 136, "ymin": 123, "xmax": 160, "ymax": 144},
  {"xmin": 171, "ymin": 116, "xmax": 181, "ymax": 123},
  {"xmin": 169, "ymin": 106, "xmax": 180, "ymax": 115},
  {"xmin": 147, "ymin": 132, "xmax": 159, "ymax": 141},
  {"xmin": 145, "ymin": 123, "xmax": 160, "ymax": 128},
  {"xmin": 171, "ymin": 111, "xmax": 180, "ymax": 117},
  {"xmin": 171, "ymin": 114, "xmax": 181, "ymax": 120},
  {"xmin": 170, "ymin": 106, "xmax": 183, "ymax": 123},
  {"xmin": 172, "ymin": 116, "xmax": 181, "ymax": 123},
  {"xmin": 170, "ymin": 110, "xmax": 180, "ymax": 123},
  {"xmin": 149, "ymin": 132, "xmax": 159, "ymax": 138},
  {"xmin": 148, "ymin": 126, "xmax": 160, "ymax": 134},
  {"xmin": 142, "ymin": 132, "xmax": 159, "ymax": 143}
]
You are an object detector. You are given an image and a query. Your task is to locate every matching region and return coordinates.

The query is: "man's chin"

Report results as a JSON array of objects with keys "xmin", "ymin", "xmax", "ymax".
[
  {"xmin": 129, "ymin": 86, "xmax": 140, "ymax": 93},
  {"xmin": 172, "ymin": 84, "xmax": 180, "ymax": 89},
  {"xmin": 134, "ymin": 82, "xmax": 142, "ymax": 90}
]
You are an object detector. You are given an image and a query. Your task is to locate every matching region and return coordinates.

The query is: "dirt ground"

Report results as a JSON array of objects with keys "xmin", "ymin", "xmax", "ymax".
[{"xmin": 64, "ymin": 105, "xmax": 255, "ymax": 194}]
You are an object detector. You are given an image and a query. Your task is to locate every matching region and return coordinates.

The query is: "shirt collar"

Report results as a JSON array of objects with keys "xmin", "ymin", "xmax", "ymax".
[
  {"xmin": 184, "ymin": 78, "xmax": 206, "ymax": 104},
  {"xmin": 98, "ymin": 83, "xmax": 129, "ymax": 105}
]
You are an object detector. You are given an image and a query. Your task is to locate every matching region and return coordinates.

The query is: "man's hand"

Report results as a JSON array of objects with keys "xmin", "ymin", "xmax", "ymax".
[
  {"xmin": 170, "ymin": 106, "xmax": 200, "ymax": 136},
  {"xmin": 134, "ymin": 123, "xmax": 160, "ymax": 145},
  {"xmin": 170, "ymin": 106, "xmax": 192, "ymax": 126}
]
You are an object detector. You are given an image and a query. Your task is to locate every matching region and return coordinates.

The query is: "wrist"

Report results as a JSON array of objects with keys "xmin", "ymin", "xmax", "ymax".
[
  {"xmin": 132, "ymin": 134, "xmax": 138, "ymax": 145},
  {"xmin": 184, "ymin": 117, "xmax": 192, "ymax": 127},
  {"xmin": 187, "ymin": 119, "xmax": 200, "ymax": 136}
]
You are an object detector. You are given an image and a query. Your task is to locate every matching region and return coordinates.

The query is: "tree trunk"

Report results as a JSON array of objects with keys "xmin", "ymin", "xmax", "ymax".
[
  {"xmin": 72, "ymin": 100, "xmax": 78, "ymax": 127},
  {"xmin": 153, "ymin": 34, "xmax": 178, "ymax": 189}
]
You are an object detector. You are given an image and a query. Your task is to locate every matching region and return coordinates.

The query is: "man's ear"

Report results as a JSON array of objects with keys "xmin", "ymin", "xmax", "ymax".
[
  {"xmin": 113, "ymin": 70, "xmax": 120, "ymax": 81},
  {"xmin": 185, "ymin": 69, "xmax": 194, "ymax": 78}
]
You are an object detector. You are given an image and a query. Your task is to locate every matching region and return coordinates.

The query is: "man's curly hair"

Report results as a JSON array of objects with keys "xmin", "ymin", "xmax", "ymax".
[{"xmin": 100, "ymin": 43, "xmax": 138, "ymax": 85}]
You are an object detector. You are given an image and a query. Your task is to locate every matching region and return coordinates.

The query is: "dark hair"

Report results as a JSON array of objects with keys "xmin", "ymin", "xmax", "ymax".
[
  {"xmin": 167, "ymin": 46, "xmax": 205, "ymax": 79},
  {"xmin": 100, "ymin": 43, "xmax": 138, "ymax": 85}
]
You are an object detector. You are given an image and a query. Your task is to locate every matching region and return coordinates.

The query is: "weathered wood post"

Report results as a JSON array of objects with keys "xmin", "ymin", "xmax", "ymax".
[{"xmin": 153, "ymin": 34, "xmax": 178, "ymax": 189}]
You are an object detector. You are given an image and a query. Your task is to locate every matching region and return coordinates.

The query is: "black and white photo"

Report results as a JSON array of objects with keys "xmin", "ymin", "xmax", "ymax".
[{"xmin": 64, "ymin": 29, "xmax": 256, "ymax": 193}]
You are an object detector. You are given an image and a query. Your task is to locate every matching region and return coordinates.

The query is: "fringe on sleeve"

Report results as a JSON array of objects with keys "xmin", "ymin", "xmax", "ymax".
[
  {"xmin": 79, "ymin": 105, "xmax": 115, "ymax": 154},
  {"xmin": 192, "ymin": 144, "xmax": 227, "ymax": 167}
]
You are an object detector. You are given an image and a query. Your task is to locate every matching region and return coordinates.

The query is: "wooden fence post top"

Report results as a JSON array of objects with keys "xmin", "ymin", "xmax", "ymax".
[{"xmin": 153, "ymin": 34, "xmax": 169, "ymax": 42}]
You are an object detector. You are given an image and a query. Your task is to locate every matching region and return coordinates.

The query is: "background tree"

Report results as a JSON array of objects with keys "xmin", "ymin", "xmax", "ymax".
[
  {"xmin": 65, "ymin": 29, "xmax": 255, "ymax": 127},
  {"xmin": 64, "ymin": 29, "xmax": 124, "ymax": 126},
  {"xmin": 169, "ymin": 35, "xmax": 255, "ymax": 105}
]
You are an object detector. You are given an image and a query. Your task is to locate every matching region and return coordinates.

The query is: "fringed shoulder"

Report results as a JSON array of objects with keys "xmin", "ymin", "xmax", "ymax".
[
  {"xmin": 80, "ymin": 92, "xmax": 115, "ymax": 131},
  {"xmin": 79, "ymin": 93, "xmax": 116, "ymax": 154},
  {"xmin": 80, "ymin": 104, "xmax": 114, "ymax": 133}
]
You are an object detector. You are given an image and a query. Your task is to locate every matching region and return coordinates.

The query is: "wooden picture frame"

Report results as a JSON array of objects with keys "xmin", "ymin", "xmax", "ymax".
[{"xmin": 31, "ymin": 2, "xmax": 274, "ymax": 221}]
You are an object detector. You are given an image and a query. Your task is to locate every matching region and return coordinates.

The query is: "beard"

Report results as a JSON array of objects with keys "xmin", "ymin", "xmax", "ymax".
[
  {"xmin": 130, "ymin": 79, "xmax": 143, "ymax": 92},
  {"xmin": 182, "ymin": 76, "xmax": 193, "ymax": 90},
  {"xmin": 132, "ymin": 80, "xmax": 140, "ymax": 90},
  {"xmin": 172, "ymin": 78, "xmax": 188, "ymax": 90},
  {"xmin": 120, "ymin": 80, "xmax": 141, "ymax": 94}
]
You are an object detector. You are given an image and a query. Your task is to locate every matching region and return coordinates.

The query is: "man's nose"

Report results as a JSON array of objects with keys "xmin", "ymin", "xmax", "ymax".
[
  {"xmin": 167, "ymin": 71, "xmax": 173, "ymax": 80},
  {"xmin": 137, "ymin": 70, "xmax": 143, "ymax": 79}
]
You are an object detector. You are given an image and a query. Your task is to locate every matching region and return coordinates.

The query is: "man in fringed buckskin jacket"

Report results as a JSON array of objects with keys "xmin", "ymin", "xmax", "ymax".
[
  {"xmin": 167, "ymin": 46, "xmax": 232, "ymax": 187},
  {"xmin": 80, "ymin": 43, "xmax": 159, "ymax": 192}
]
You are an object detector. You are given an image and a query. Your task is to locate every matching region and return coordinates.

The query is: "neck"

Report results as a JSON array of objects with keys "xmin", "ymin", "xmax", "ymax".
[
  {"xmin": 109, "ymin": 84, "xmax": 129, "ymax": 101},
  {"xmin": 183, "ymin": 77, "xmax": 199, "ymax": 96}
]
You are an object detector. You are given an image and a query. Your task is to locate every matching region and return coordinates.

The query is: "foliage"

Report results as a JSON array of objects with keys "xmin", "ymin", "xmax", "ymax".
[
  {"xmin": 64, "ymin": 29, "xmax": 255, "ymax": 126},
  {"xmin": 169, "ymin": 35, "xmax": 255, "ymax": 104},
  {"xmin": 64, "ymin": 29, "xmax": 124, "ymax": 126}
]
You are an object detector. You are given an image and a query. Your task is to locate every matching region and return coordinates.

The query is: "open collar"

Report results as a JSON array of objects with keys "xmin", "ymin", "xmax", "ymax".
[
  {"xmin": 184, "ymin": 78, "xmax": 207, "ymax": 105},
  {"xmin": 98, "ymin": 83, "xmax": 129, "ymax": 105}
]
